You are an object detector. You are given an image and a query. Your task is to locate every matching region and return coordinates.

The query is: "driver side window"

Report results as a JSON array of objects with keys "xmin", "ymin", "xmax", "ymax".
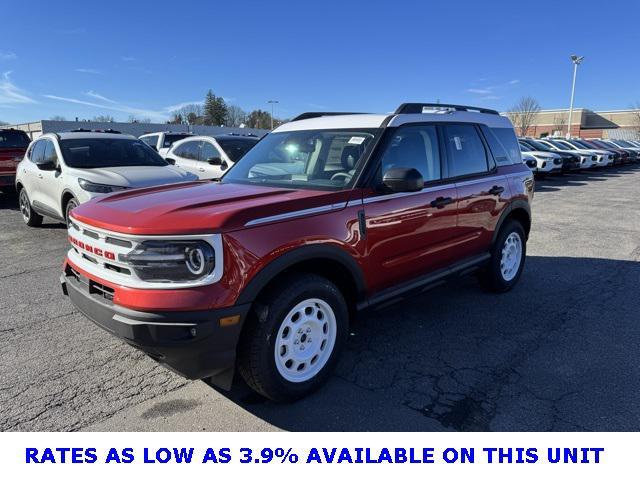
[
  {"xmin": 174, "ymin": 141, "xmax": 199, "ymax": 160},
  {"xmin": 379, "ymin": 125, "xmax": 441, "ymax": 183}
]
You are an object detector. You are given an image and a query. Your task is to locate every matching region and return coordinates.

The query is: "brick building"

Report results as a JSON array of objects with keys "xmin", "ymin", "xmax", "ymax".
[{"xmin": 504, "ymin": 108, "xmax": 640, "ymax": 139}]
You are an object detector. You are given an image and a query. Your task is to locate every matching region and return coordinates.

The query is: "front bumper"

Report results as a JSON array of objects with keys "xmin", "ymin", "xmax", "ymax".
[{"xmin": 61, "ymin": 265, "xmax": 251, "ymax": 386}]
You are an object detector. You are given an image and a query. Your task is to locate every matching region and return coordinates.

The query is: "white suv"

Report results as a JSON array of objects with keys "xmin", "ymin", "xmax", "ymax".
[
  {"xmin": 139, "ymin": 131, "xmax": 195, "ymax": 158},
  {"xmin": 165, "ymin": 134, "xmax": 259, "ymax": 179},
  {"xmin": 16, "ymin": 131, "xmax": 197, "ymax": 227}
]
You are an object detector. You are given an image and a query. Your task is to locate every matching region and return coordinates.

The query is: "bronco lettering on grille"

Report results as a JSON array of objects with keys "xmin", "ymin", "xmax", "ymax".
[{"xmin": 69, "ymin": 236, "xmax": 116, "ymax": 260}]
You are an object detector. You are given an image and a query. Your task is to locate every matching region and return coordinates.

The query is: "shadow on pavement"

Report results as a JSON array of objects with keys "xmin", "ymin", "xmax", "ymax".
[{"xmin": 207, "ymin": 255, "xmax": 640, "ymax": 432}]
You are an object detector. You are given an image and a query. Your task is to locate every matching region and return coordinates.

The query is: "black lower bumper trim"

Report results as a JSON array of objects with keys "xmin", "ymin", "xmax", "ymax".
[{"xmin": 61, "ymin": 270, "xmax": 250, "ymax": 384}]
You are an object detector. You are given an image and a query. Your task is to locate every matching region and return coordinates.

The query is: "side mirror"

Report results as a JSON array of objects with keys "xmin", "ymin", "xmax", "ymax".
[
  {"xmin": 207, "ymin": 156, "xmax": 223, "ymax": 166},
  {"xmin": 37, "ymin": 159, "xmax": 58, "ymax": 171},
  {"xmin": 382, "ymin": 167, "xmax": 423, "ymax": 192}
]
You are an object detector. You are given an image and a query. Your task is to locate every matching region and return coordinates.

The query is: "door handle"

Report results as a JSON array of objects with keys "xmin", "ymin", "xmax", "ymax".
[
  {"xmin": 199, "ymin": 168, "xmax": 205, "ymax": 172},
  {"xmin": 430, "ymin": 196, "xmax": 454, "ymax": 209},
  {"xmin": 37, "ymin": 174, "xmax": 43, "ymax": 179},
  {"xmin": 488, "ymin": 185, "xmax": 504, "ymax": 195}
]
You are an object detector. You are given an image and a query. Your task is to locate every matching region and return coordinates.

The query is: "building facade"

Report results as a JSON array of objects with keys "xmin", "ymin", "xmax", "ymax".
[{"xmin": 504, "ymin": 108, "xmax": 640, "ymax": 139}]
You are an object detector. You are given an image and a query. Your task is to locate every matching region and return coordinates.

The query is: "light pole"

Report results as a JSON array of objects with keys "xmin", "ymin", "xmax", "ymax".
[
  {"xmin": 566, "ymin": 54, "xmax": 584, "ymax": 139},
  {"xmin": 267, "ymin": 100, "xmax": 279, "ymax": 130}
]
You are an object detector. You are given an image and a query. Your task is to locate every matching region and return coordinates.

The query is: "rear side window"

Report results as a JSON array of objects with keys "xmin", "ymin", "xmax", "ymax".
[
  {"xmin": 0, "ymin": 130, "xmax": 30, "ymax": 148},
  {"xmin": 444, "ymin": 124, "xmax": 489, "ymax": 177},
  {"xmin": 379, "ymin": 125, "xmax": 441, "ymax": 183},
  {"xmin": 490, "ymin": 127, "xmax": 521, "ymax": 165},
  {"xmin": 200, "ymin": 142, "xmax": 221, "ymax": 162}
]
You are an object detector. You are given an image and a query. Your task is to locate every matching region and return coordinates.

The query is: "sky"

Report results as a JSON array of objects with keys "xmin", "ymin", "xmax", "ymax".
[{"xmin": 1, "ymin": 0, "xmax": 639, "ymax": 124}]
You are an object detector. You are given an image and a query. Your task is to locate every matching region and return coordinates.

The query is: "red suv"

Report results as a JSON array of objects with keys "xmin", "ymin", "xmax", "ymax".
[
  {"xmin": 61, "ymin": 103, "xmax": 534, "ymax": 401},
  {"xmin": 0, "ymin": 128, "xmax": 30, "ymax": 193}
]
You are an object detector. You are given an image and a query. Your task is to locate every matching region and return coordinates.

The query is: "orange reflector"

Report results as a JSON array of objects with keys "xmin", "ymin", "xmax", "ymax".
[{"xmin": 219, "ymin": 315, "xmax": 241, "ymax": 327}]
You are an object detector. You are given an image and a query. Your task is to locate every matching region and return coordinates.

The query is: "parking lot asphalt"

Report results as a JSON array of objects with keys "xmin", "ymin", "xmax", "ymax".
[{"xmin": 1, "ymin": 164, "xmax": 639, "ymax": 432}]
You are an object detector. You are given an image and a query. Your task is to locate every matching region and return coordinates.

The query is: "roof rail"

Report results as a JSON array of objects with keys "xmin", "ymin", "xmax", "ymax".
[
  {"xmin": 395, "ymin": 103, "xmax": 499, "ymax": 115},
  {"xmin": 291, "ymin": 112, "xmax": 366, "ymax": 122},
  {"xmin": 68, "ymin": 128, "xmax": 122, "ymax": 134}
]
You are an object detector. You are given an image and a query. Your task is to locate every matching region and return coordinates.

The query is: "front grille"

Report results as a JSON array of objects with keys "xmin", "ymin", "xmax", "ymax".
[
  {"xmin": 105, "ymin": 237, "xmax": 132, "ymax": 248},
  {"xmin": 89, "ymin": 280, "xmax": 114, "ymax": 301}
]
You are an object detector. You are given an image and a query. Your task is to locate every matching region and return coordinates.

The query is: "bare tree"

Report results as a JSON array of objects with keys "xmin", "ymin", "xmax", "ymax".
[
  {"xmin": 225, "ymin": 104, "xmax": 247, "ymax": 127},
  {"xmin": 171, "ymin": 104, "xmax": 203, "ymax": 125},
  {"xmin": 49, "ymin": 115, "xmax": 67, "ymax": 121},
  {"xmin": 551, "ymin": 113, "xmax": 567, "ymax": 136},
  {"xmin": 92, "ymin": 115, "xmax": 115, "ymax": 122},
  {"xmin": 507, "ymin": 96, "xmax": 541, "ymax": 136}
]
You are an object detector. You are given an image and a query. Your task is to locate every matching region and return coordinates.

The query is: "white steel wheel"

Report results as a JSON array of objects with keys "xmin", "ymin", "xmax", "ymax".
[
  {"xmin": 274, "ymin": 298, "xmax": 337, "ymax": 383},
  {"xmin": 19, "ymin": 190, "xmax": 30, "ymax": 223},
  {"xmin": 500, "ymin": 232, "xmax": 523, "ymax": 281}
]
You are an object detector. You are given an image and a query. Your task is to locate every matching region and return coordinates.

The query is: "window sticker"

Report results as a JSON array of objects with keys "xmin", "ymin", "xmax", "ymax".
[
  {"xmin": 453, "ymin": 136, "xmax": 463, "ymax": 150},
  {"xmin": 348, "ymin": 136, "xmax": 366, "ymax": 145}
]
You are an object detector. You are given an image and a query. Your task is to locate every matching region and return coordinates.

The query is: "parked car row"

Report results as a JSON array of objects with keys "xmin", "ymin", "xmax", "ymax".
[
  {"xmin": 12, "ymin": 129, "xmax": 261, "ymax": 227},
  {"xmin": 519, "ymin": 136, "xmax": 640, "ymax": 175}
]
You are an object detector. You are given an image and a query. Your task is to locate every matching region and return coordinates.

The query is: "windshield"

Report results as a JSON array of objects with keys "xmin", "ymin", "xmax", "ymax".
[
  {"xmin": 221, "ymin": 129, "xmax": 377, "ymax": 190},
  {"xmin": 216, "ymin": 137, "xmax": 259, "ymax": 162},
  {"xmin": 163, "ymin": 134, "xmax": 192, "ymax": 148},
  {"xmin": 612, "ymin": 139, "xmax": 634, "ymax": 148},
  {"xmin": 59, "ymin": 138, "xmax": 169, "ymax": 168},
  {"xmin": 524, "ymin": 139, "xmax": 552, "ymax": 152},
  {"xmin": 0, "ymin": 130, "xmax": 30, "ymax": 148},
  {"xmin": 548, "ymin": 139, "xmax": 576, "ymax": 150},
  {"xmin": 518, "ymin": 142, "xmax": 532, "ymax": 152}
]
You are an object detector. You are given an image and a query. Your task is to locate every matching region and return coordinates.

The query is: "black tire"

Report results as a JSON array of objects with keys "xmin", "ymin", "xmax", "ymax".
[
  {"xmin": 65, "ymin": 197, "xmax": 78, "ymax": 227},
  {"xmin": 478, "ymin": 220, "xmax": 526, "ymax": 293},
  {"xmin": 237, "ymin": 273, "xmax": 349, "ymax": 402},
  {"xmin": 18, "ymin": 189, "xmax": 43, "ymax": 227}
]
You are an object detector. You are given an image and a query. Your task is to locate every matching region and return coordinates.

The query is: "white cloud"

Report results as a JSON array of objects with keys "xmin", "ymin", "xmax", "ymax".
[
  {"xmin": 0, "ymin": 52, "xmax": 17, "ymax": 61},
  {"xmin": 85, "ymin": 91, "xmax": 117, "ymax": 104},
  {"xmin": 164, "ymin": 100, "xmax": 204, "ymax": 112},
  {"xmin": 44, "ymin": 92, "xmax": 205, "ymax": 122},
  {"xmin": 121, "ymin": 56, "xmax": 136, "ymax": 62},
  {"xmin": 481, "ymin": 95, "xmax": 501, "ymax": 100},
  {"xmin": 508, "ymin": 79, "xmax": 520, "ymax": 85},
  {"xmin": 0, "ymin": 71, "xmax": 36, "ymax": 106},
  {"xmin": 467, "ymin": 88, "xmax": 492, "ymax": 94},
  {"xmin": 75, "ymin": 68, "xmax": 101, "ymax": 74}
]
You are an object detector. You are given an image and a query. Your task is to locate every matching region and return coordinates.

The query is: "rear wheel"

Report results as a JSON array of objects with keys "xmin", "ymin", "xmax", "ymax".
[
  {"xmin": 18, "ymin": 189, "xmax": 42, "ymax": 227},
  {"xmin": 237, "ymin": 273, "xmax": 348, "ymax": 402},
  {"xmin": 479, "ymin": 220, "xmax": 526, "ymax": 292}
]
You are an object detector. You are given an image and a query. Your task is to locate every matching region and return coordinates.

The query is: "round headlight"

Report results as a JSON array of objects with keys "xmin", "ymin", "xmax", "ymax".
[{"xmin": 185, "ymin": 246, "xmax": 206, "ymax": 275}]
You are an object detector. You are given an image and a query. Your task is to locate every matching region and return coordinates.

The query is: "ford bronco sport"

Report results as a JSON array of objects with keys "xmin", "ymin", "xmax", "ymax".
[{"xmin": 61, "ymin": 103, "xmax": 533, "ymax": 401}]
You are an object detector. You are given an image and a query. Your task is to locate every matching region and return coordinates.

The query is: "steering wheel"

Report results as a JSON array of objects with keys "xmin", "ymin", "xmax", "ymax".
[{"xmin": 331, "ymin": 172, "xmax": 353, "ymax": 184}]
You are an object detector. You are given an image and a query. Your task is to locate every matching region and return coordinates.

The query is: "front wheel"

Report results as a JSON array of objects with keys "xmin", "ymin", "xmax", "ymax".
[
  {"xmin": 237, "ymin": 273, "xmax": 348, "ymax": 402},
  {"xmin": 65, "ymin": 198, "xmax": 78, "ymax": 228},
  {"xmin": 479, "ymin": 220, "xmax": 526, "ymax": 292}
]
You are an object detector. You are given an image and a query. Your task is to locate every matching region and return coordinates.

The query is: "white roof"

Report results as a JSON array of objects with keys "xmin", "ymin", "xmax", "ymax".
[
  {"xmin": 274, "ymin": 111, "xmax": 513, "ymax": 132},
  {"xmin": 274, "ymin": 114, "xmax": 387, "ymax": 132},
  {"xmin": 54, "ymin": 132, "xmax": 136, "ymax": 140}
]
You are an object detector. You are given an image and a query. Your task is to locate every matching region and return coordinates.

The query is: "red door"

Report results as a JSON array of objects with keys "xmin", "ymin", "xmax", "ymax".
[{"xmin": 361, "ymin": 124, "xmax": 459, "ymax": 294}]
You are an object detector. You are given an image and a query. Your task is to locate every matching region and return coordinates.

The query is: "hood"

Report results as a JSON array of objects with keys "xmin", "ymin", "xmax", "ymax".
[
  {"xmin": 68, "ymin": 165, "xmax": 197, "ymax": 187},
  {"xmin": 71, "ymin": 181, "xmax": 352, "ymax": 235},
  {"xmin": 0, "ymin": 147, "xmax": 26, "ymax": 174},
  {"xmin": 530, "ymin": 151, "xmax": 561, "ymax": 159}
]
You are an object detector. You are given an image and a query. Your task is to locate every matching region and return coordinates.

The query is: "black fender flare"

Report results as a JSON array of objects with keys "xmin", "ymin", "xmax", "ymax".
[
  {"xmin": 491, "ymin": 200, "xmax": 531, "ymax": 245},
  {"xmin": 235, "ymin": 244, "xmax": 367, "ymax": 305}
]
